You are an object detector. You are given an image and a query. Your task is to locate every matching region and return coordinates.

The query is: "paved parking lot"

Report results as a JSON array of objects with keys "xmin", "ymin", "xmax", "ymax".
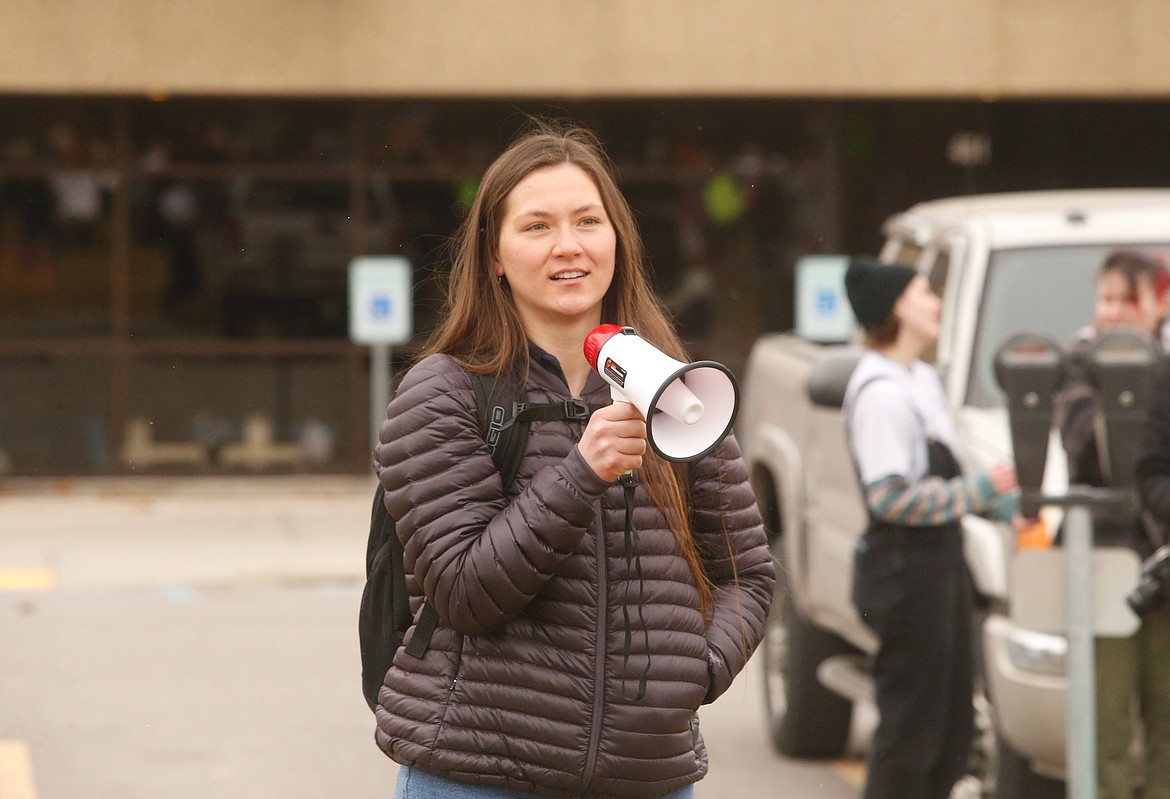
[{"xmin": 0, "ymin": 476, "xmax": 861, "ymax": 799}]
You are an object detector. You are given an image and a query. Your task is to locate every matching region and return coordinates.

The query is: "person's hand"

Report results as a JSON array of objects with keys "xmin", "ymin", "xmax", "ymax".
[
  {"xmin": 987, "ymin": 462, "xmax": 1018, "ymax": 495},
  {"xmin": 1013, "ymin": 514, "xmax": 1050, "ymax": 548},
  {"xmin": 1012, "ymin": 514, "xmax": 1041, "ymax": 532},
  {"xmin": 578, "ymin": 402, "xmax": 647, "ymax": 483}
]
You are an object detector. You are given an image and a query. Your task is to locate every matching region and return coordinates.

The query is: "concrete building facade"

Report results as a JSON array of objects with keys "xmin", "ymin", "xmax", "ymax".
[
  {"xmin": 1, "ymin": 1, "xmax": 1167, "ymax": 475},
  {"xmin": 6, "ymin": 0, "xmax": 1170, "ymax": 98}
]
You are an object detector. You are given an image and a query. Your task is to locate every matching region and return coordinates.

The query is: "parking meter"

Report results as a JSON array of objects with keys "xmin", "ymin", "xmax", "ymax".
[
  {"xmin": 994, "ymin": 328, "xmax": 1154, "ymax": 799},
  {"xmin": 993, "ymin": 332, "xmax": 1067, "ymax": 515},
  {"xmin": 1085, "ymin": 327, "xmax": 1161, "ymax": 490}
]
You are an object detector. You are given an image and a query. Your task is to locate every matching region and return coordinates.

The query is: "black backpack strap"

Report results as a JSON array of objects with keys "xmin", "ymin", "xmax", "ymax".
[
  {"xmin": 403, "ymin": 599, "xmax": 438, "ymax": 658},
  {"xmin": 383, "ymin": 487, "xmax": 413, "ymax": 644},
  {"xmin": 360, "ymin": 482, "xmax": 413, "ymax": 710},
  {"xmin": 365, "ymin": 483, "xmax": 387, "ymax": 577},
  {"xmin": 366, "ymin": 483, "xmax": 412, "ymax": 636},
  {"xmin": 471, "ymin": 374, "xmax": 597, "ymax": 490},
  {"xmin": 473, "ymin": 374, "xmax": 527, "ymax": 490},
  {"xmin": 405, "ymin": 374, "xmax": 597, "ymax": 659},
  {"xmin": 510, "ymin": 399, "xmax": 593, "ymax": 425}
]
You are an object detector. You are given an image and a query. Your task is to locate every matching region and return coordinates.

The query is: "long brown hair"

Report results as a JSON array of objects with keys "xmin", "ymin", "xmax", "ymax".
[{"xmin": 422, "ymin": 119, "xmax": 713, "ymax": 612}]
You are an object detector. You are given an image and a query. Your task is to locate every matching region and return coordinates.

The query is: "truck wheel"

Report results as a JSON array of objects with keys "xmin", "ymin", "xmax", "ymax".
[
  {"xmin": 762, "ymin": 537, "xmax": 855, "ymax": 758},
  {"xmin": 993, "ymin": 734, "xmax": 1064, "ymax": 799}
]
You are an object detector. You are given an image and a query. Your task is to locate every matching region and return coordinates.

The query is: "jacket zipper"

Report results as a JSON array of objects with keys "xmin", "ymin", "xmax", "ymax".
[{"xmin": 579, "ymin": 509, "xmax": 608, "ymax": 793}]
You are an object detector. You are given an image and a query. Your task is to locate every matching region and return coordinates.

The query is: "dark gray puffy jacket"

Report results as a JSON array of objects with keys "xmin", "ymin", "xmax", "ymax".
[{"xmin": 373, "ymin": 351, "xmax": 774, "ymax": 798}]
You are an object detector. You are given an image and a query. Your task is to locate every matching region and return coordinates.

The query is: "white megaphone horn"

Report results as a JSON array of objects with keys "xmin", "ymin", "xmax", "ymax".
[{"xmin": 583, "ymin": 324, "xmax": 740, "ymax": 463}]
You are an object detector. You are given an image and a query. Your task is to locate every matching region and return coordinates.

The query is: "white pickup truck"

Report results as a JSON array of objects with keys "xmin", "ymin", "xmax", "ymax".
[{"xmin": 738, "ymin": 189, "xmax": 1170, "ymax": 798}]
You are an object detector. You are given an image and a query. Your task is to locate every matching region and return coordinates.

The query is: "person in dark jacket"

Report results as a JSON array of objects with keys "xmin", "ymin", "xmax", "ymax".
[
  {"xmin": 1133, "ymin": 354, "xmax": 1170, "ymax": 799},
  {"xmin": 371, "ymin": 121, "xmax": 775, "ymax": 799},
  {"xmin": 1058, "ymin": 248, "xmax": 1170, "ymax": 799},
  {"xmin": 842, "ymin": 258, "xmax": 1019, "ymax": 799}
]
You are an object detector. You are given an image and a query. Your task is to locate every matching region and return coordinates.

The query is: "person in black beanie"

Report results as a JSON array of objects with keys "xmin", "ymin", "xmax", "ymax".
[
  {"xmin": 844, "ymin": 257, "xmax": 917, "ymax": 330},
  {"xmin": 842, "ymin": 257, "xmax": 1019, "ymax": 799}
]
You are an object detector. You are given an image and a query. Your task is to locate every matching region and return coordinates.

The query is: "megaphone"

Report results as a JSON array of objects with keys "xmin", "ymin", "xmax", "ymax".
[{"xmin": 583, "ymin": 324, "xmax": 739, "ymax": 462}]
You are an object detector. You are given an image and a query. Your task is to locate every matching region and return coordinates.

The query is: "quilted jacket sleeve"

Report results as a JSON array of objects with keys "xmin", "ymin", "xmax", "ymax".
[
  {"xmin": 374, "ymin": 355, "xmax": 611, "ymax": 636},
  {"xmin": 687, "ymin": 433, "xmax": 775, "ymax": 704}
]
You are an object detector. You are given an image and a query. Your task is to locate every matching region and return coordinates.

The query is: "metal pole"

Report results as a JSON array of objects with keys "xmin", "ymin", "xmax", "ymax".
[
  {"xmin": 369, "ymin": 343, "xmax": 391, "ymax": 457},
  {"xmin": 1064, "ymin": 503, "xmax": 1097, "ymax": 799}
]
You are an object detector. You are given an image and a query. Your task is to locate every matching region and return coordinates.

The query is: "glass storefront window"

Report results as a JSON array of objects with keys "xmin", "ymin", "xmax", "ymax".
[
  {"xmin": 128, "ymin": 176, "xmax": 375, "ymax": 339},
  {"xmin": 0, "ymin": 98, "xmax": 114, "ymax": 338},
  {"xmin": 0, "ymin": 357, "xmax": 113, "ymax": 473},
  {"xmin": 121, "ymin": 356, "xmax": 355, "ymax": 472},
  {"xmin": 131, "ymin": 98, "xmax": 352, "ymax": 166},
  {"xmin": 0, "ymin": 95, "xmax": 841, "ymax": 475},
  {"xmin": 128, "ymin": 178, "xmax": 231, "ymax": 336},
  {"xmin": 219, "ymin": 179, "xmax": 355, "ymax": 338}
]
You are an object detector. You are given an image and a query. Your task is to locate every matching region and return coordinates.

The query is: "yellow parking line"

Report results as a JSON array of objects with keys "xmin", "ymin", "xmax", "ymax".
[
  {"xmin": 0, "ymin": 570, "xmax": 56, "ymax": 592},
  {"xmin": 831, "ymin": 758, "xmax": 866, "ymax": 788},
  {"xmin": 0, "ymin": 740, "xmax": 37, "ymax": 799}
]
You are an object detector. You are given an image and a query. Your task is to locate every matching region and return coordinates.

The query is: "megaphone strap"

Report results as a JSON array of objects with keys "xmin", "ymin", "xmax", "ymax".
[{"xmin": 619, "ymin": 473, "xmax": 651, "ymax": 702}]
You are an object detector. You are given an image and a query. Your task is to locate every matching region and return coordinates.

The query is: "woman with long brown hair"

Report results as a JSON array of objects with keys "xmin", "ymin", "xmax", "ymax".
[{"xmin": 371, "ymin": 120, "xmax": 773, "ymax": 799}]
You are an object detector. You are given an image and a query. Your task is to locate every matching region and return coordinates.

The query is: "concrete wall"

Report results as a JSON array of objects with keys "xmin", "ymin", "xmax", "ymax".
[{"xmin": 2, "ymin": 0, "xmax": 1170, "ymax": 98}]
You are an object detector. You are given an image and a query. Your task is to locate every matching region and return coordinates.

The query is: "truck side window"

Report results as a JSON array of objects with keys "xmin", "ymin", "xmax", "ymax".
[
  {"xmin": 884, "ymin": 240, "xmax": 923, "ymax": 268},
  {"xmin": 966, "ymin": 244, "xmax": 1143, "ymax": 408},
  {"xmin": 929, "ymin": 251, "xmax": 950, "ymax": 300},
  {"xmin": 914, "ymin": 249, "xmax": 949, "ymax": 365}
]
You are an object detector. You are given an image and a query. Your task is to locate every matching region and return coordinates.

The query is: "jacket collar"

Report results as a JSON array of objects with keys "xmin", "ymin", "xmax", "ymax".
[{"xmin": 526, "ymin": 341, "xmax": 608, "ymax": 398}]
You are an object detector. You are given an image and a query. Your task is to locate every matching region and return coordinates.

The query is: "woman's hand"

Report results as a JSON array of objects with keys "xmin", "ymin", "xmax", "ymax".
[
  {"xmin": 578, "ymin": 402, "xmax": 647, "ymax": 483},
  {"xmin": 988, "ymin": 462, "xmax": 1019, "ymax": 495}
]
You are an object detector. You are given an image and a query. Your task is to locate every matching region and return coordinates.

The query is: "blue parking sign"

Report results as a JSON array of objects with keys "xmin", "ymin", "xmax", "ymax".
[
  {"xmin": 794, "ymin": 255, "xmax": 855, "ymax": 343},
  {"xmin": 815, "ymin": 288, "xmax": 837, "ymax": 315},
  {"xmin": 349, "ymin": 257, "xmax": 412, "ymax": 344}
]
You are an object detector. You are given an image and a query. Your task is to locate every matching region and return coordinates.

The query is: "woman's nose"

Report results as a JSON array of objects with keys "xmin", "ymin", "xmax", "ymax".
[{"xmin": 552, "ymin": 227, "xmax": 582, "ymax": 256}]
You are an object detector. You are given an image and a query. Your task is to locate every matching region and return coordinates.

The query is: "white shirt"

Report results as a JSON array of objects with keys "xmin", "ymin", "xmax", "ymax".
[{"xmin": 843, "ymin": 351, "xmax": 960, "ymax": 486}]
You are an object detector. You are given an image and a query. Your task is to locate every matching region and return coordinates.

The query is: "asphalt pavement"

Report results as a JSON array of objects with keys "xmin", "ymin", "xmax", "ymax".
[{"xmin": 0, "ymin": 475, "xmax": 860, "ymax": 799}]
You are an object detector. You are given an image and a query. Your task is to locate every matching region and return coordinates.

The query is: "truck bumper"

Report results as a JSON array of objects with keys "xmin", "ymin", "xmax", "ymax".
[{"xmin": 983, "ymin": 613, "xmax": 1067, "ymax": 779}]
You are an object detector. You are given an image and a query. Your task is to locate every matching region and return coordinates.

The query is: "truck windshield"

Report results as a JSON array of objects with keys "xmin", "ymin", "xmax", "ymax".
[{"xmin": 967, "ymin": 243, "xmax": 1170, "ymax": 408}]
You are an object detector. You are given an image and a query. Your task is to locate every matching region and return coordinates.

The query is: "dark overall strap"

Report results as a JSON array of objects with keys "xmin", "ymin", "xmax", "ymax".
[
  {"xmin": 845, "ymin": 374, "xmax": 953, "ymax": 525},
  {"xmin": 926, "ymin": 438, "xmax": 962, "ymax": 481},
  {"xmin": 844, "ymin": 375, "xmax": 894, "ymax": 523}
]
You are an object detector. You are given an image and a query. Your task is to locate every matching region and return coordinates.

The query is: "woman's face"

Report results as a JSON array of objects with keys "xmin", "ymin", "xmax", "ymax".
[
  {"xmin": 1094, "ymin": 269, "xmax": 1166, "ymax": 338},
  {"xmin": 893, "ymin": 275, "xmax": 942, "ymax": 349},
  {"xmin": 494, "ymin": 162, "xmax": 616, "ymax": 337}
]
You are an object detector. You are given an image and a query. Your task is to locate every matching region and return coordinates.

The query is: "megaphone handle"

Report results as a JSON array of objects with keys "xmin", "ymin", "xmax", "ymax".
[
  {"xmin": 609, "ymin": 385, "xmax": 639, "ymax": 480},
  {"xmin": 610, "ymin": 385, "xmax": 635, "ymax": 410}
]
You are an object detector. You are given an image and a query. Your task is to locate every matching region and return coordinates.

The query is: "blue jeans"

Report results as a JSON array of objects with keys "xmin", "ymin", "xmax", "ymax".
[{"xmin": 394, "ymin": 766, "xmax": 697, "ymax": 799}]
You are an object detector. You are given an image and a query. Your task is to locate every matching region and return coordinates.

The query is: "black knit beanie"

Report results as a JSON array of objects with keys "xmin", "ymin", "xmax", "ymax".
[{"xmin": 844, "ymin": 257, "xmax": 918, "ymax": 330}]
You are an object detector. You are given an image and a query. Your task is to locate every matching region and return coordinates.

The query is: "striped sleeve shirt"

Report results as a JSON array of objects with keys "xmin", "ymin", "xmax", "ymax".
[
  {"xmin": 846, "ymin": 352, "xmax": 1018, "ymax": 526},
  {"xmin": 863, "ymin": 472, "xmax": 1014, "ymax": 526}
]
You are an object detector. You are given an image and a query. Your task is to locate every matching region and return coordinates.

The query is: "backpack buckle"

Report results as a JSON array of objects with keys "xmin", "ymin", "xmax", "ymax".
[{"xmin": 563, "ymin": 399, "xmax": 590, "ymax": 420}]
